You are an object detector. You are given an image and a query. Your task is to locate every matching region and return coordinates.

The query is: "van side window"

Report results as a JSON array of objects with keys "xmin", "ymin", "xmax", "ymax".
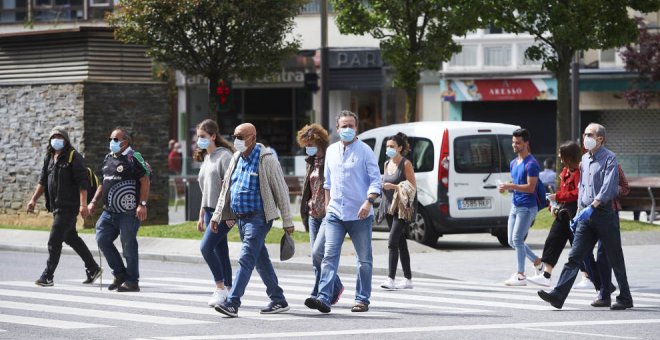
[
  {"xmin": 378, "ymin": 137, "xmax": 434, "ymax": 174},
  {"xmin": 498, "ymin": 134, "xmax": 516, "ymax": 172},
  {"xmin": 454, "ymin": 135, "xmax": 504, "ymax": 173},
  {"xmin": 362, "ymin": 138, "xmax": 376, "ymax": 151}
]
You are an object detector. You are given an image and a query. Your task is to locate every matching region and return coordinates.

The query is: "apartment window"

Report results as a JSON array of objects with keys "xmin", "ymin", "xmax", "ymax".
[
  {"xmin": 1, "ymin": 0, "xmax": 27, "ymax": 23},
  {"xmin": 518, "ymin": 44, "xmax": 542, "ymax": 66},
  {"xmin": 90, "ymin": 0, "xmax": 110, "ymax": 5},
  {"xmin": 485, "ymin": 25, "xmax": 505, "ymax": 34},
  {"xmin": 600, "ymin": 48, "xmax": 616, "ymax": 63},
  {"xmin": 449, "ymin": 45, "xmax": 477, "ymax": 66},
  {"xmin": 484, "ymin": 45, "xmax": 511, "ymax": 66},
  {"xmin": 301, "ymin": 0, "xmax": 333, "ymax": 14}
]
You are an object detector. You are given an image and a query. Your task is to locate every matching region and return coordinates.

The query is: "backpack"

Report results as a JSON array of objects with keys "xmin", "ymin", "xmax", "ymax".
[
  {"xmin": 526, "ymin": 160, "xmax": 548, "ymax": 211},
  {"xmin": 66, "ymin": 149, "xmax": 100, "ymax": 204}
]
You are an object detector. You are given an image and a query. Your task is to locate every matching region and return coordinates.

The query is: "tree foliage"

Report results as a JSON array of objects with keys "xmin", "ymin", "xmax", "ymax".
[
  {"xmin": 621, "ymin": 18, "xmax": 660, "ymax": 109},
  {"xmin": 108, "ymin": 0, "xmax": 306, "ymax": 118},
  {"xmin": 332, "ymin": 0, "xmax": 482, "ymax": 122},
  {"xmin": 488, "ymin": 0, "xmax": 660, "ymax": 146}
]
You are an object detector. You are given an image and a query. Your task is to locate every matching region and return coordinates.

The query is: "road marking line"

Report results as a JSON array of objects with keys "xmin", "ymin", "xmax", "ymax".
[
  {"xmin": 516, "ymin": 327, "xmax": 641, "ymax": 339},
  {"xmin": 145, "ymin": 318, "xmax": 660, "ymax": 339},
  {"xmin": 0, "ymin": 314, "xmax": 109, "ymax": 329},
  {"xmin": 1, "ymin": 301, "xmax": 212, "ymax": 325}
]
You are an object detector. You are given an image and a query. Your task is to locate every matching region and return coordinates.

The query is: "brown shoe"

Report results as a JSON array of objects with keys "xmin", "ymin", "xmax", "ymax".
[
  {"xmin": 117, "ymin": 281, "xmax": 140, "ymax": 292},
  {"xmin": 351, "ymin": 303, "xmax": 369, "ymax": 312}
]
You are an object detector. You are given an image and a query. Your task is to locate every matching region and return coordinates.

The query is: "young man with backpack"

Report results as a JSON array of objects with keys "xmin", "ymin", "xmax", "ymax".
[
  {"xmin": 88, "ymin": 127, "xmax": 151, "ymax": 293},
  {"xmin": 26, "ymin": 126, "xmax": 103, "ymax": 287},
  {"xmin": 498, "ymin": 128, "xmax": 545, "ymax": 286}
]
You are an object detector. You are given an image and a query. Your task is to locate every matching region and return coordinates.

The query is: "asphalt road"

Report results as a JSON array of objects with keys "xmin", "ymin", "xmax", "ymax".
[{"xmin": 2, "ymin": 249, "xmax": 660, "ymax": 340}]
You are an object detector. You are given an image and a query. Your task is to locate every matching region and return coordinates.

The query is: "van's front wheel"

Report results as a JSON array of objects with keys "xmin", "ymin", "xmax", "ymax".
[{"xmin": 408, "ymin": 206, "xmax": 438, "ymax": 247}]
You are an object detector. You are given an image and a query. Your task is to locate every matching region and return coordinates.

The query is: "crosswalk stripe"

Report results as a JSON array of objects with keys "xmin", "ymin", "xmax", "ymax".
[
  {"xmin": 1, "ymin": 301, "xmax": 213, "ymax": 325},
  {"xmin": 0, "ymin": 314, "xmax": 109, "ymax": 329}
]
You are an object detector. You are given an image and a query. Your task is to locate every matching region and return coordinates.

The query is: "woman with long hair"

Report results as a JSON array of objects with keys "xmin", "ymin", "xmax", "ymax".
[{"xmin": 195, "ymin": 119, "xmax": 235, "ymax": 307}]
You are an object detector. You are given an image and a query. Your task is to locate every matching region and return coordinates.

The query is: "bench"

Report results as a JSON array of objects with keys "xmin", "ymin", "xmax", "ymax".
[
  {"xmin": 620, "ymin": 177, "xmax": 660, "ymax": 222},
  {"xmin": 284, "ymin": 176, "xmax": 304, "ymax": 203}
]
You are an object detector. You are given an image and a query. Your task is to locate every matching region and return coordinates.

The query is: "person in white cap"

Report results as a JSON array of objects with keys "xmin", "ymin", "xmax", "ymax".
[{"xmin": 27, "ymin": 126, "xmax": 102, "ymax": 287}]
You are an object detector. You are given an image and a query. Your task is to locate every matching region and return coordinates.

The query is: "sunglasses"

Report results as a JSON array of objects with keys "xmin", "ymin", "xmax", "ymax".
[{"xmin": 108, "ymin": 138, "xmax": 123, "ymax": 142}]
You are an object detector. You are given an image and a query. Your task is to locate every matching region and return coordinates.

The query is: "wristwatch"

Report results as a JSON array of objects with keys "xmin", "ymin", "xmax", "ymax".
[
  {"xmin": 367, "ymin": 197, "xmax": 375, "ymax": 204},
  {"xmin": 140, "ymin": 200, "xmax": 148, "ymax": 207}
]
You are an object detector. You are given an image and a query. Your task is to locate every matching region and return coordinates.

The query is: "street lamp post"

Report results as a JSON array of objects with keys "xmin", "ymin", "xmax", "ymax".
[{"xmin": 320, "ymin": 0, "xmax": 329, "ymax": 130}]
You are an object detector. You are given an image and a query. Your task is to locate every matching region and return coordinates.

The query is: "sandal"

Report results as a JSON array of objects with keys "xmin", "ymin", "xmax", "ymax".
[{"xmin": 351, "ymin": 303, "xmax": 369, "ymax": 312}]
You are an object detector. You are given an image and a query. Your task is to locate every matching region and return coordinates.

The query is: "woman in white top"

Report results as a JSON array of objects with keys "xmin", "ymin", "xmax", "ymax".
[{"xmin": 195, "ymin": 119, "xmax": 235, "ymax": 307}]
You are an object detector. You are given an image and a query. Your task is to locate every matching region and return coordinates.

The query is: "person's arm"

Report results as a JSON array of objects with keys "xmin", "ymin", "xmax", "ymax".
[
  {"xmin": 265, "ymin": 155, "xmax": 294, "ymax": 233},
  {"xmin": 358, "ymin": 146, "xmax": 382, "ymax": 219},
  {"xmin": 87, "ymin": 184, "xmax": 103, "ymax": 213},
  {"xmin": 26, "ymin": 184, "xmax": 45, "ymax": 213},
  {"xmin": 71, "ymin": 152, "xmax": 90, "ymax": 218},
  {"xmin": 404, "ymin": 160, "xmax": 416, "ymax": 189},
  {"xmin": 135, "ymin": 175, "xmax": 150, "ymax": 221},
  {"xmin": 555, "ymin": 169, "xmax": 580, "ymax": 203},
  {"xmin": 617, "ymin": 165, "xmax": 630, "ymax": 197},
  {"xmin": 593, "ymin": 156, "xmax": 619, "ymax": 208}
]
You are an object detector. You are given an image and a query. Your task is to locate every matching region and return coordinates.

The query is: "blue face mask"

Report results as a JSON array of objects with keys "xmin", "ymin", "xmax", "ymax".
[
  {"xmin": 386, "ymin": 147, "xmax": 397, "ymax": 158},
  {"xmin": 305, "ymin": 146, "xmax": 318, "ymax": 156},
  {"xmin": 50, "ymin": 138, "xmax": 65, "ymax": 151},
  {"xmin": 109, "ymin": 140, "xmax": 122, "ymax": 154},
  {"xmin": 339, "ymin": 127, "xmax": 356, "ymax": 142},
  {"xmin": 197, "ymin": 137, "xmax": 211, "ymax": 149}
]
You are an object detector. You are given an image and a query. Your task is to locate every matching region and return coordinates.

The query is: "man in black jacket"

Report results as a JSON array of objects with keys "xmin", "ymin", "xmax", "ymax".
[{"xmin": 27, "ymin": 126, "xmax": 102, "ymax": 287}]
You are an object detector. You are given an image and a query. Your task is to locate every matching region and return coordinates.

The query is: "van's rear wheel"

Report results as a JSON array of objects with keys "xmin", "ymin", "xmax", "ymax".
[{"xmin": 408, "ymin": 206, "xmax": 437, "ymax": 247}]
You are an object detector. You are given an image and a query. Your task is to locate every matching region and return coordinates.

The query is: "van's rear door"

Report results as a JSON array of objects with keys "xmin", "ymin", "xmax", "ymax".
[{"xmin": 448, "ymin": 127, "xmax": 513, "ymax": 219}]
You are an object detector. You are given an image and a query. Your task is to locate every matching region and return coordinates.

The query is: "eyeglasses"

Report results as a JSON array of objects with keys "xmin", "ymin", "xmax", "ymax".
[{"xmin": 108, "ymin": 138, "xmax": 122, "ymax": 142}]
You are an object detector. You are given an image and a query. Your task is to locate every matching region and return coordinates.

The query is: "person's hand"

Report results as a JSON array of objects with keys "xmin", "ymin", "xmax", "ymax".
[
  {"xmin": 26, "ymin": 200, "xmax": 36, "ymax": 213},
  {"xmin": 79, "ymin": 205, "xmax": 90, "ymax": 219},
  {"xmin": 136, "ymin": 205, "xmax": 147, "ymax": 222},
  {"xmin": 197, "ymin": 219, "xmax": 205, "ymax": 232},
  {"xmin": 498, "ymin": 183, "xmax": 507, "ymax": 193},
  {"xmin": 87, "ymin": 202, "xmax": 95, "ymax": 215},
  {"xmin": 358, "ymin": 201, "xmax": 371, "ymax": 219},
  {"xmin": 549, "ymin": 193, "xmax": 556, "ymax": 201},
  {"xmin": 383, "ymin": 183, "xmax": 397, "ymax": 191},
  {"xmin": 226, "ymin": 219, "xmax": 236, "ymax": 228},
  {"xmin": 284, "ymin": 226, "xmax": 294, "ymax": 235},
  {"xmin": 210, "ymin": 220, "xmax": 218, "ymax": 233},
  {"xmin": 570, "ymin": 206, "xmax": 594, "ymax": 233}
]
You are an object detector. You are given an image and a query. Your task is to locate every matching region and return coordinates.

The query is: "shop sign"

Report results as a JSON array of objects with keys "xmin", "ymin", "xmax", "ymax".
[
  {"xmin": 440, "ymin": 79, "xmax": 557, "ymax": 102},
  {"xmin": 329, "ymin": 50, "xmax": 382, "ymax": 69},
  {"xmin": 184, "ymin": 69, "xmax": 305, "ymax": 86}
]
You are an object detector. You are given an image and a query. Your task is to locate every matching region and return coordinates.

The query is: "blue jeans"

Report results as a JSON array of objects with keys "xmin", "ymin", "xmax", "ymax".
[
  {"xmin": 226, "ymin": 210, "xmax": 286, "ymax": 307},
  {"xmin": 200, "ymin": 207, "xmax": 232, "ymax": 286},
  {"xmin": 552, "ymin": 206, "xmax": 632, "ymax": 305},
  {"xmin": 309, "ymin": 216, "xmax": 343, "ymax": 298},
  {"xmin": 95, "ymin": 210, "xmax": 140, "ymax": 283},
  {"xmin": 507, "ymin": 205, "xmax": 539, "ymax": 273},
  {"xmin": 317, "ymin": 213, "xmax": 373, "ymax": 306}
]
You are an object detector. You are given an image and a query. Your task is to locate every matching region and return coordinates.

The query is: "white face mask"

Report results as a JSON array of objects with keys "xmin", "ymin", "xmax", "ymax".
[
  {"xmin": 583, "ymin": 136, "xmax": 598, "ymax": 151},
  {"xmin": 234, "ymin": 138, "xmax": 247, "ymax": 153}
]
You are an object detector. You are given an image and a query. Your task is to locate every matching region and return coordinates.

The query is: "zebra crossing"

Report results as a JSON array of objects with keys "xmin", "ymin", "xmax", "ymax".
[{"xmin": 1, "ymin": 272, "xmax": 659, "ymax": 334}]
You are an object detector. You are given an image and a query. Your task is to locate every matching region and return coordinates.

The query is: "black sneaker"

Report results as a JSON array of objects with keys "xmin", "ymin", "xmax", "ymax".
[
  {"xmin": 83, "ymin": 267, "xmax": 103, "ymax": 284},
  {"xmin": 214, "ymin": 301, "xmax": 239, "ymax": 318},
  {"xmin": 117, "ymin": 281, "xmax": 140, "ymax": 292},
  {"xmin": 309, "ymin": 298, "xmax": 331, "ymax": 313},
  {"xmin": 260, "ymin": 301, "xmax": 290, "ymax": 314},
  {"xmin": 35, "ymin": 275, "xmax": 53, "ymax": 287},
  {"xmin": 108, "ymin": 274, "xmax": 125, "ymax": 291},
  {"xmin": 304, "ymin": 297, "xmax": 316, "ymax": 309},
  {"xmin": 537, "ymin": 290, "xmax": 564, "ymax": 309}
]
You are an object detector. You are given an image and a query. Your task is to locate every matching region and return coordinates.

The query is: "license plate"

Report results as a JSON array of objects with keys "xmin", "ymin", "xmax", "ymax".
[{"xmin": 458, "ymin": 198, "xmax": 491, "ymax": 210}]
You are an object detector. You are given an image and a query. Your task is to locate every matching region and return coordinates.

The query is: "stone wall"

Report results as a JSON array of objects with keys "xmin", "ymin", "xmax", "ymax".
[
  {"xmin": 0, "ymin": 84, "xmax": 85, "ymax": 227},
  {"xmin": 0, "ymin": 82, "xmax": 169, "ymax": 227},
  {"xmin": 84, "ymin": 82, "xmax": 169, "ymax": 225}
]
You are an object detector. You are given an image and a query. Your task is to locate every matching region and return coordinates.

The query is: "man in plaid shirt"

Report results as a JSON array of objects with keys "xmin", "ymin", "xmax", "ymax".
[{"xmin": 210, "ymin": 123, "xmax": 294, "ymax": 318}]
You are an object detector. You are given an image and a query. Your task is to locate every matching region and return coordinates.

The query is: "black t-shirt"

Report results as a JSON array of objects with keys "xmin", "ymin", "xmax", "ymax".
[{"xmin": 101, "ymin": 148, "xmax": 149, "ymax": 213}]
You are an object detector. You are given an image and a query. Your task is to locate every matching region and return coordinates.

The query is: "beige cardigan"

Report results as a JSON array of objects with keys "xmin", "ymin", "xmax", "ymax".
[{"xmin": 210, "ymin": 144, "xmax": 293, "ymax": 227}]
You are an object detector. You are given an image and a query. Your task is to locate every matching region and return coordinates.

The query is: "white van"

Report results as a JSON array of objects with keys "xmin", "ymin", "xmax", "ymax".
[{"xmin": 358, "ymin": 121, "xmax": 520, "ymax": 246}]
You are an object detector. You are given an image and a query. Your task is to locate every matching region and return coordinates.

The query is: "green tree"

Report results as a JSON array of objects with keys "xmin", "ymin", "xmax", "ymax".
[
  {"xmin": 332, "ymin": 0, "xmax": 482, "ymax": 122},
  {"xmin": 108, "ymin": 0, "xmax": 306, "ymax": 119},
  {"xmin": 488, "ymin": 0, "xmax": 660, "ymax": 146}
]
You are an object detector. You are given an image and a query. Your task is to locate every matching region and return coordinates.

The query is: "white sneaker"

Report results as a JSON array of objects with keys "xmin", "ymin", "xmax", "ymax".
[
  {"xmin": 395, "ymin": 278, "xmax": 413, "ymax": 289},
  {"xmin": 504, "ymin": 273, "xmax": 527, "ymax": 286},
  {"xmin": 207, "ymin": 288, "xmax": 228, "ymax": 307},
  {"xmin": 380, "ymin": 277, "xmax": 396, "ymax": 290},
  {"xmin": 527, "ymin": 273, "xmax": 551, "ymax": 287},
  {"xmin": 534, "ymin": 262, "xmax": 544, "ymax": 276},
  {"xmin": 574, "ymin": 277, "xmax": 595, "ymax": 289}
]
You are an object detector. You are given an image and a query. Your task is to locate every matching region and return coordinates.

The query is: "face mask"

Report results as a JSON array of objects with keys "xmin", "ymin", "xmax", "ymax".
[
  {"xmin": 197, "ymin": 137, "xmax": 210, "ymax": 149},
  {"xmin": 386, "ymin": 147, "xmax": 397, "ymax": 158},
  {"xmin": 583, "ymin": 136, "xmax": 598, "ymax": 151},
  {"xmin": 109, "ymin": 140, "xmax": 122, "ymax": 154},
  {"xmin": 50, "ymin": 138, "xmax": 65, "ymax": 151},
  {"xmin": 234, "ymin": 138, "xmax": 247, "ymax": 153},
  {"xmin": 339, "ymin": 127, "xmax": 356, "ymax": 142},
  {"xmin": 305, "ymin": 146, "xmax": 317, "ymax": 156}
]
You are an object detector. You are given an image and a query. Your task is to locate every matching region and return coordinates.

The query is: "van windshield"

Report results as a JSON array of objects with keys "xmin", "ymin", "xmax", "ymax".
[{"xmin": 454, "ymin": 135, "xmax": 511, "ymax": 173}]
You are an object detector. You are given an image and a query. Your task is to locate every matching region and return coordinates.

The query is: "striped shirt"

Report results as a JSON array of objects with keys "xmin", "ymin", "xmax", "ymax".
[{"xmin": 230, "ymin": 144, "xmax": 263, "ymax": 214}]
